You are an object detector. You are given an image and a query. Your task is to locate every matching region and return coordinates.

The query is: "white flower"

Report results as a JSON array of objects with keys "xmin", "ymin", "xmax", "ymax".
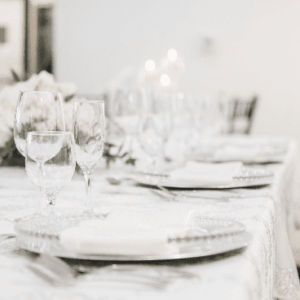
[
  {"xmin": 0, "ymin": 117, "xmax": 12, "ymax": 148},
  {"xmin": 32, "ymin": 71, "xmax": 56, "ymax": 91},
  {"xmin": 0, "ymin": 71, "xmax": 78, "ymax": 153},
  {"xmin": 57, "ymin": 82, "xmax": 77, "ymax": 99},
  {"xmin": 64, "ymin": 100, "xmax": 74, "ymax": 132},
  {"xmin": 0, "ymin": 86, "xmax": 19, "ymax": 132},
  {"xmin": 0, "ymin": 86, "xmax": 19, "ymax": 113}
]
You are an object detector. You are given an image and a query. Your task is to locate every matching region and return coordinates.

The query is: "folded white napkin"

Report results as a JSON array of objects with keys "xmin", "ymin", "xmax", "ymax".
[
  {"xmin": 60, "ymin": 227, "xmax": 175, "ymax": 255},
  {"xmin": 60, "ymin": 206, "xmax": 197, "ymax": 255},
  {"xmin": 213, "ymin": 144, "xmax": 285, "ymax": 162},
  {"xmin": 213, "ymin": 145, "xmax": 260, "ymax": 161},
  {"xmin": 169, "ymin": 161, "xmax": 242, "ymax": 186}
]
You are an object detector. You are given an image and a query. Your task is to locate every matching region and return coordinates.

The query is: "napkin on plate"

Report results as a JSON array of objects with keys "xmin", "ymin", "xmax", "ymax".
[
  {"xmin": 59, "ymin": 206, "xmax": 197, "ymax": 255},
  {"xmin": 213, "ymin": 145, "xmax": 260, "ymax": 162},
  {"xmin": 190, "ymin": 136, "xmax": 286, "ymax": 163},
  {"xmin": 169, "ymin": 161, "xmax": 243, "ymax": 186}
]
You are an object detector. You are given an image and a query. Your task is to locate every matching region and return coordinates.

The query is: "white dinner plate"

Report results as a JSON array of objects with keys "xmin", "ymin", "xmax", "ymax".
[{"xmin": 131, "ymin": 167, "xmax": 274, "ymax": 189}]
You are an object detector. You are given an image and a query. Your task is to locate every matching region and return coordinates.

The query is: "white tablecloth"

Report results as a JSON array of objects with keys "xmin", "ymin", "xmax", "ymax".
[{"xmin": 0, "ymin": 137, "xmax": 299, "ymax": 300}]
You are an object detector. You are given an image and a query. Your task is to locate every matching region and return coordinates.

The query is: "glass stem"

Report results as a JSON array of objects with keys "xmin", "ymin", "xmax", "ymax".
[
  {"xmin": 127, "ymin": 135, "xmax": 133, "ymax": 156},
  {"xmin": 46, "ymin": 202, "xmax": 55, "ymax": 216},
  {"xmin": 35, "ymin": 187, "xmax": 42, "ymax": 215},
  {"xmin": 120, "ymin": 135, "xmax": 133, "ymax": 157},
  {"xmin": 84, "ymin": 171, "xmax": 93, "ymax": 211},
  {"xmin": 37, "ymin": 162, "xmax": 43, "ymax": 176},
  {"xmin": 150, "ymin": 155, "xmax": 160, "ymax": 173},
  {"xmin": 36, "ymin": 162, "xmax": 44, "ymax": 215},
  {"xmin": 42, "ymin": 189, "xmax": 58, "ymax": 216}
]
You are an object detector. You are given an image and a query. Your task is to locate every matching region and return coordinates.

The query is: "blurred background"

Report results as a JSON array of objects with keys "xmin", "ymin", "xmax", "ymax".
[{"xmin": 1, "ymin": 0, "xmax": 300, "ymax": 143}]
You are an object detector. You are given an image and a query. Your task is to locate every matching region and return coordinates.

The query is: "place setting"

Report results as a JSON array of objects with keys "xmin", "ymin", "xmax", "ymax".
[{"xmin": 6, "ymin": 84, "xmax": 259, "ymax": 272}]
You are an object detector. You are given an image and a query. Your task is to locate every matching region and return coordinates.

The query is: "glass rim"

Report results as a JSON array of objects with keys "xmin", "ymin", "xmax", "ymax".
[
  {"xmin": 74, "ymin": 99, "xmax": 105, "ymax": 104},
  {"xmin": 27, "ymin": 131, "xmax": 72, "ymax": 136}
]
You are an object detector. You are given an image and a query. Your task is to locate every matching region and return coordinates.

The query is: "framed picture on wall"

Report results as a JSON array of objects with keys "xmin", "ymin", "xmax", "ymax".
[
  {"xmin": 27, "ymin": 0, "xmax": 56, "ymax": 75},
  {"xmin": 0, "ymin": 0, "xmax": 25, "ymax": 85}
]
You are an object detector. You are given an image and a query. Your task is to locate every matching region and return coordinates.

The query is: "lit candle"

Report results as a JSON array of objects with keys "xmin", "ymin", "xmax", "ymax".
[
  {"xmin": 145, "ymin": 60, "xmax": 156, "ymax": 73},
  {"xmin": 161, "ymin": 48, "xmax": 185, "ymax": 78},
  {"xmin": 138, "ymin": 59, "xmax": 160, "ymax": 86},
  {"xmin": 167, "ymin": 48, "xmax": 178, "ymax": 62},
  {"xmin": 160, "ymin": 74, "xmax": 171, "ymax": 87}
]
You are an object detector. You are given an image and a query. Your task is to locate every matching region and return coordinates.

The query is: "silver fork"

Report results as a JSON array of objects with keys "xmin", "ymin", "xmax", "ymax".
[
  {"xmin": 153, "ymin": 185, "xmax": 270, "ymax": 201},
  {"xmin": 28, "ymin": 253, "xmax": 199, "ymax": 289},
  {"xmin": 27, "ymin": 253, "xmax": 77, "ymax": 286},
  {"xmin": 153, "ymin": 185, "xmax": 230, "ymax": 202},
  {"xmin": 0, "ymin": 233, "xmax": 16, "ymax": 242},
  {"xmin": 86, "ymin": 264, "xmax": 200, "ymax": 290}
]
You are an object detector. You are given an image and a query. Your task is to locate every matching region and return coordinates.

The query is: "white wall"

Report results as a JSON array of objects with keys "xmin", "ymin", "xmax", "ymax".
[
  {"xmin": 54, "ymin": 0, "xmax": 300, "ymax": 142},
  {"xmin": 0, "ymin": 0, "xmax": 24, "ymax": 79},
  {"xmin": 53, "ymin": 0, "xmax": 253, "ymax": 96}
]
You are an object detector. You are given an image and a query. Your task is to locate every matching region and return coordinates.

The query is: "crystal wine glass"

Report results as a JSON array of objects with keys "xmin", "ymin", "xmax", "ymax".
[
  {"xmin": 14, "ymin": 91, "xmax": 66, "ymax": 213},
  {"xmin": 138, "ymin": 114, "xmax": 165, "ymax": 172},
  {"xmin": 196, "ymin": 93, "xmax": 225, "ymax": 139},
  {"xmin": 14, "ymin": 91, "xmax": 65, "ymax": 156},
  {"xmin": 25, "ymin": 131, "xmax": 76, "ymax": 215},
  {"xmin": 73, "ymin": 99, "xmax": 105, "ymax": 214},
  {"xmin": 113, "ymin": 88, "xmax": 145, "ymax": 155},
  {"xmin": 138, "ymin": 93, "xmax": 172, "ymax": 172}
]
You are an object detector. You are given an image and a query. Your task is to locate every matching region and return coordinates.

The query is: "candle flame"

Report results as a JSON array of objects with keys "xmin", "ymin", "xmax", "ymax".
[
  {"xmin": 145, "ymin": 60, "xmax": 156, "ymax": 72},
  {"xmin": 160, "ymin": 74, "xmax": 171, "ymax": 86},
  {"xmin": 167, "ymin": 48, "xmax": 178, "ymax": 62}
]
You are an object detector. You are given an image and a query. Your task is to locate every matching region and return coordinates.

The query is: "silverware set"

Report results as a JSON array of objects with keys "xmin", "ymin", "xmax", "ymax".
[
  {"xmin": 26, "ymin": 252, "xmax": 200, "ymax": 289},
  {"xmin": 0, "ymin": 233, "xmax": 200, "ymax": 289},
  {"xmin": 105, "ymin": 176, "xmax": 269, "ymax": 202}
]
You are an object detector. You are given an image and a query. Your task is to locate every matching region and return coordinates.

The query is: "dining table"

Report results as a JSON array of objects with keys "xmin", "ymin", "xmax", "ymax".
[{"xmin": 0, "ymin": 136, "xmax": 299, "ymax": 300}]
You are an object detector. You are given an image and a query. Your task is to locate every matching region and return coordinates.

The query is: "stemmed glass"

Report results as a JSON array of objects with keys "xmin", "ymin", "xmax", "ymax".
[
  {"xmin": 138, "ymin": 94, "xmax": 172, "ymax": 172},
  {"xmin": 73, "ymin": 99, "xmax": 106, "ymax": 214},
  {"xmin": 169, "ymin": 92, "xmax": 197, "ymax": 160},
  {"xmin": 138, "ymin": 114, "xmax": 165, "ymax": 172},
  {"xmin": 113, "ymin": 88, "xmax": 145, "ymax": 156},
  {"xmin": 14, "ymin": 91, "xmax": 66, "ymax": 213},
  {"xmin": 25, "ymin": 131, "xmax": 76, "ymax": 216},
  {"xmin": 196, "ymin": 93, "xmax": 225, "ymax": 139}
]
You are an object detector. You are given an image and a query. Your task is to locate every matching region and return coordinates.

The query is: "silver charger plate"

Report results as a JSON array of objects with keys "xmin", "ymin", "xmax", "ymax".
[
  {"xmin": 190, "ymin": 154, "xmax": 284, "ymax": 164},
  {"xmin": 131, "ymin": 167, "xmax": 274, "ymax": 189},
  {"xmin": 14, "ymin": 215, "xmax": 252, "ymax": 261}
]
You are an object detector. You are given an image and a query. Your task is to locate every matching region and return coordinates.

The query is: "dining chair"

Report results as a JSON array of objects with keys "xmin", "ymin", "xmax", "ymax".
[{"xmin": 227, "ymin": 95, "xmax": 258, "ymax": 135}]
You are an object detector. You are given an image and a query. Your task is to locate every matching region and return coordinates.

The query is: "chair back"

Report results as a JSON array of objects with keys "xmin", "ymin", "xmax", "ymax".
[{"xmin": 227, "ymin": 95, "xmax": 258, "ymax": 134}]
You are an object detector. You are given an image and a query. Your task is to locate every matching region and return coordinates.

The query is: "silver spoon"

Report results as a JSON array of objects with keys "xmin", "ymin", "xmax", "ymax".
[
  {"xmin": 106, "ymin": 176, "xmax": 229, "ymax": 201},
  {"xmin": 0, "ymin": 233, "xmax": 16, "ymax": 242},
  {"xmin": 106, "ymin": 177, "xmax": 132, "ymax": 185}
]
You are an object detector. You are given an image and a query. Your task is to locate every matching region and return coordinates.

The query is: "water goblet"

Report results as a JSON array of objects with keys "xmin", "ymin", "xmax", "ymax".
[
  {"xmin": 138, "ymin": 90, "xmax": 172, "ymax": 171},
  {"xmin": 73, "ymin": 99, "xmax": 105, "ymax": 214},
  {"xmin": 112, "ymin": 88, "xmax": 146, "ymax": 155},
  {"xmin": 25, "ymin": 131, "xmax": 76, "ymax": 216},
  {"xmin": 138, "ymin": 112, "xmax": 169, "ymax": 173},
  {"xmin": 14, "ymin": 91, "xmax": 66, "ymax": 213},
  {"xmin": 14, "ymin": 91, "xmax": 65, "ymax": 156},
  {"xmin": 196, "ymin": 93, "xmax": 226, "ymax": 140}
]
